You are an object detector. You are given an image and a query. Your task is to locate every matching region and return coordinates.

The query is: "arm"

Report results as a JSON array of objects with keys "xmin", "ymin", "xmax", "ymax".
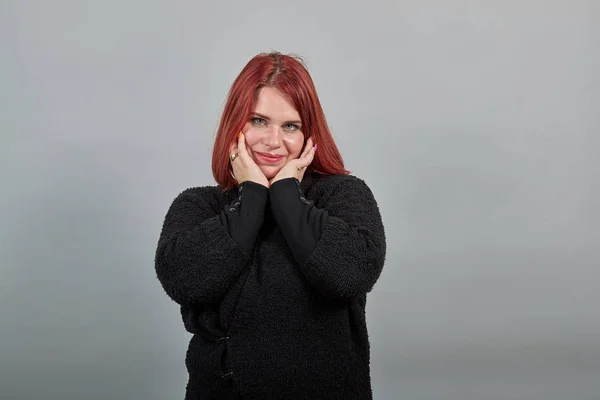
[
  {"xmin": 269, "ymin": 177, "xmax": 386, "ymax": 303},
  {"xmin": 155, "ymin": 182, "xmax": 267, "ymax": 306}
]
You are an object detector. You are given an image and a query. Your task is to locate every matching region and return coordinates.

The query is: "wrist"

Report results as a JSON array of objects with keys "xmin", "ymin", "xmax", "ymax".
[
  {"xmin": 269, "ymin": 178, "xmax": 304, "ymax": 212},
  {"xmin": 239, "ymin": 178, "xmax": 269, "ymax": 189}
]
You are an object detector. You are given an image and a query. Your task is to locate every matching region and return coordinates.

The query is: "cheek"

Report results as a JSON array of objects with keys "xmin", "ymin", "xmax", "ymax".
[
  {"xmin": 242, "ymin": 127, "xmax": 262, "ymax": 154},
  {"xmin": 284, "ymin": 136, "xmax": 305, "ymax": 157}
]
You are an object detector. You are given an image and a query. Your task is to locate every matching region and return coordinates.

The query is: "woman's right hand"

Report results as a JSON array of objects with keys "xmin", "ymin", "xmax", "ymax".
[{"xmin": 230, "ymin": 131, "xmax": 269, "ymax": 188}]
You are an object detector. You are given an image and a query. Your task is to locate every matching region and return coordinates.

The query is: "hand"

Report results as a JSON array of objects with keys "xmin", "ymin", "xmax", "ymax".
[
  {"xmin": 270, "ymin": 137, "xmax": 316, "ymax": 186},
  {"xmin": 230, "ymin": 131, "xmax": 269, "ymax": 188}
]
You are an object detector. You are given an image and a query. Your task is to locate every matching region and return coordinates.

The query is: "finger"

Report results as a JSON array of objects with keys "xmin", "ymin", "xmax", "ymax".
[
  {"xmin": 293, "ymin": 155, "xmax": 312, "ymax": 173},
  {"xmin": 302, "ymin": 138, "xmax": 315, "ymax": 158},
  {"xmin": 237, "ymin": 131, "xmax": 249, "ymax": 158},
  {"xmin": 298, "ymin": 139, "xmax": 310, "ymax": 160},
  {"xmin": 300, "ymin": 142, "xmax": 316, "ymax": 167},
  {"xmin": 308, "ymin": 142, "xmax": 316, "ymax": 160},
  {"xmin": 229, "ymin": 143, "xmax": 239, "ymax": 167},
  {"xmin": 306, "ymin": 146, "xmax": 316, "ymax": 165},
  {"xmin": 300, "ymin": 137, "xmax": 313, "ymax": 158}
]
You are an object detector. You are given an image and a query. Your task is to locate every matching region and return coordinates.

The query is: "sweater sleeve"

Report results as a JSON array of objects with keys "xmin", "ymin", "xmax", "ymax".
[
  {"xmin": 219, "ymin": 181, "xmax": 268, "ymax": 254},
  {"xmin": 269, "ymin": 177, "xmax": 386, "ymax": 302},
  {"xmin": 155, "ymin": 182, "xmax": 267, "ymax": 306}
]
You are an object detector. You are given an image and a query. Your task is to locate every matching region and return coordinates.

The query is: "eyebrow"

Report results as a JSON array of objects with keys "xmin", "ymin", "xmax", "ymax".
[{"xmin": 251, "ymin": 112, "xmax": 302, "ymax": 125}]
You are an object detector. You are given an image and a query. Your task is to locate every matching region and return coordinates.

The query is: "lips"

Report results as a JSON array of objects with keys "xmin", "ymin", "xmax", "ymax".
[{"xmin": 256, "ymin": 152, "xmax": 284, "ymax": 163}]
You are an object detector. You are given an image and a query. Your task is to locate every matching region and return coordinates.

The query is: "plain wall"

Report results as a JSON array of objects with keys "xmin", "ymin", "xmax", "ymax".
[{"xmin": 1, "ymin": 1, "xmax": 598, "ymax": 399}]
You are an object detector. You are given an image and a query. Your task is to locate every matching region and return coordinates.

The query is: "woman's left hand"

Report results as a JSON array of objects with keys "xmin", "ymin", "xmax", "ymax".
[{"xmin": 270, "ymin": 137, "xmax": 316, "ymax": 185}]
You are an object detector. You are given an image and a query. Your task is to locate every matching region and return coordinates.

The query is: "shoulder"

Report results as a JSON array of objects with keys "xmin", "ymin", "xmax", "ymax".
[
  {"xmin": 307, "ymin": 173, "xmax": 377, "ymax": 203},
  {"xmin": 173, "ymin": 185, "xmax": 219, "ymax": 201},
  {"xmin": 310, "ymin": 173, "xmax": 372, "ymax": 193},
  {"xmin": 168, "ymin": 185, "xmax": 226, "ymax": 213},
  {"xmin": 307, "ymin": 174, "xmax": 383, "ymax": 222}
]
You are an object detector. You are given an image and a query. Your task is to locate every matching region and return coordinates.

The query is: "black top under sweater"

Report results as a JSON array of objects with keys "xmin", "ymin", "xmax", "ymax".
[{"xmin": 155, "ymin": 173, "xmax": 387, "ymax": 400}]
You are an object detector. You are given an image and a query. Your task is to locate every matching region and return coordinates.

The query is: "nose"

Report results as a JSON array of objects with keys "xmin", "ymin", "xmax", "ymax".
[{"xmin": 263, "ymin": 125, "xmax": 281, "ymax": 148}]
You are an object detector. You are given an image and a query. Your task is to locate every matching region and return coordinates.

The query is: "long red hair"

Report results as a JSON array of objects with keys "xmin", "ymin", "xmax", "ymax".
[{"xmin": 211, "ymin": 51, "xmax": 349, "ymax": 191}]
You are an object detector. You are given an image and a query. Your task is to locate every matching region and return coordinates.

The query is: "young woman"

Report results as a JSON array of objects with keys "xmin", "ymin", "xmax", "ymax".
[{"xmin": 155, "ymin": 51, "xmax": 386, "ymax": 400}]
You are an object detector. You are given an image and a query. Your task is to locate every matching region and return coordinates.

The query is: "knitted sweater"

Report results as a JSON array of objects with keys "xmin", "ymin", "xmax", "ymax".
[{"xmin": 155, "ymin": 173, "xmax": 386, "ymax": 400}]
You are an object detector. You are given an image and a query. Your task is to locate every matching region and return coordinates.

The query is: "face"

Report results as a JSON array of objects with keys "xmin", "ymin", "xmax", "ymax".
[{"xmin": 242, "ymin": 86, "xmax": 305, "ymax": 179}]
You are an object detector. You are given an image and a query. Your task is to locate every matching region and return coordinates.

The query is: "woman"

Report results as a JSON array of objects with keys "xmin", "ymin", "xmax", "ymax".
[{"xmin": 155, "ymin": 52, "xmax": 386, "ymax": 400}]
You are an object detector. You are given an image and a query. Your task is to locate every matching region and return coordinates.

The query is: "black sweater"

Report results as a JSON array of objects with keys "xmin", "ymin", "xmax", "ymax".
[{"xmin": 155, "ymin": 173, "xmax": 386, "ymax": 400}]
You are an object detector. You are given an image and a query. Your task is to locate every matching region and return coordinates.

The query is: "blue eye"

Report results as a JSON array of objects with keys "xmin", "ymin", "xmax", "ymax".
[
  {"xmin": 252, "ymin": 118, "xmax": 266, "ymax": 125},
  {"xmin": 284, "ymin": 124, "xmax": 300, "ymax": 132}
]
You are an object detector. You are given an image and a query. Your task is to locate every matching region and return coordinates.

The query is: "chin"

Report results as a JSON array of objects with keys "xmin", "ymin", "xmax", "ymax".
[{"xmin": 260, "ymin": 166, "xmax": 282, "ymax": 180}]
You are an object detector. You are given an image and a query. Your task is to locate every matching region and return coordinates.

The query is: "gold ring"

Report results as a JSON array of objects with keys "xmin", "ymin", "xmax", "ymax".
[{"xmin": 230, "ymin": 153, "xmax": 239, "ymax": 162}]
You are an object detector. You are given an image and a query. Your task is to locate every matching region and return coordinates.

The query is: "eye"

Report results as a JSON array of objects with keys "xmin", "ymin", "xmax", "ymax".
[
  {"xmin": 284, "ymin": 123, "xmax": 300, "ymax": 132},
  {"xmin": 252, "ymin": 117, "xmax": 266, "ymax": 126}
]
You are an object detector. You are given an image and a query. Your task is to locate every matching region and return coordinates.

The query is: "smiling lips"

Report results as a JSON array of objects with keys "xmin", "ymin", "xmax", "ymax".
[{"xmin": 256, "ymin": 152, "xmax": 284, "ymax": 164}]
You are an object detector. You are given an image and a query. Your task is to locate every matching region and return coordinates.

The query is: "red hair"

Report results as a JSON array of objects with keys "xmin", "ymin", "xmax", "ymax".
[{"xmin": 211, "ymin": 51, "xmax": 349, "ymax": 191}]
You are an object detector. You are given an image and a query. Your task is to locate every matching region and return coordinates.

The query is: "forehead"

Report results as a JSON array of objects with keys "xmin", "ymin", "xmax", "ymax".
[{"xmin": 253, "ymin": 86, "xmax": 300, "ymax": 120}]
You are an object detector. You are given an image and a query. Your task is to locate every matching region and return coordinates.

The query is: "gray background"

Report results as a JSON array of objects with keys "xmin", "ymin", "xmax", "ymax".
[{"xmin": 1, "ymin": 1, "xmax": 599, "ymax": 399}]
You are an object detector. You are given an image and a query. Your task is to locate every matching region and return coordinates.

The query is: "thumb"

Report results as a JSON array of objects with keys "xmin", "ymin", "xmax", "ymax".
[{"xmin": 237, "ymin": 131, "xmax": 248, "ymax": 155}]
